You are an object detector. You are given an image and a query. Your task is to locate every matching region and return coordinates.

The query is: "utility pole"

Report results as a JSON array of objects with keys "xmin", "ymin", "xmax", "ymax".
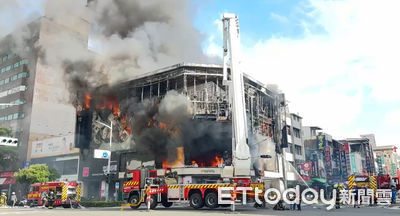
[{"xmin": 96, "ymin": 120, "xmax": 113, "ymax": 202}]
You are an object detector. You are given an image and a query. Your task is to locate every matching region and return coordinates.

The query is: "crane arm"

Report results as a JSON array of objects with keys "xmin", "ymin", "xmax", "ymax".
[{"xmin": 222, "ymin": 13, "xmax": 251, "ymax": 176}]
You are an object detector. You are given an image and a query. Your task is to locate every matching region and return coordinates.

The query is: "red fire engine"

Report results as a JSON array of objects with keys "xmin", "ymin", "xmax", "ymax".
[
  {"xmin": 27, "ymin": 181, "xmax": 82, "ymax": 208},
  {"xmin": 122, "ymin": 169, "xmax": 265, "ymax": 209},
  {"xmin": 121, "ymin": 13, "xmax": 269, "ymax": 210}
]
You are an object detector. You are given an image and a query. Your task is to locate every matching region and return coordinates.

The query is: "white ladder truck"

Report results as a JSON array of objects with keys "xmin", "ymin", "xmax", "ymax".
[{"xmin": 122, "ymin": 13, "xmax": 267, "ymax": 210}]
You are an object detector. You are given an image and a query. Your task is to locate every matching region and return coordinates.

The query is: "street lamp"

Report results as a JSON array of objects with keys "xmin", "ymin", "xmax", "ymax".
[{"xmin": 96, "ymin": 120, "xmax": 113, "ymax": 202}]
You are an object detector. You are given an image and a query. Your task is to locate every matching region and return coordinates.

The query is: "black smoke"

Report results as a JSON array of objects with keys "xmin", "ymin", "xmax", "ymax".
[{"xmin": 118, "ymin": 91, "xmax": 231, "ymax": 167}]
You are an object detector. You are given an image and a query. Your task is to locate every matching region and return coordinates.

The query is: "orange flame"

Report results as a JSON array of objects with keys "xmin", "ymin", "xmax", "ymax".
[
  {"xmin": 162, "ymin": 147, "xmax": 185, "ymax": 168},
  {"xmin": 84, "ymin": 93, "xmax": 91, "ymax": 109},
  {"xmin": 210, "ymin": 156, "xmax": 224, "ymax": 167}
]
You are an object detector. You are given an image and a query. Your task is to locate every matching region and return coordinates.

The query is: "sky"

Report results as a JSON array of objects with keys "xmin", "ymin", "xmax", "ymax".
[
  {"xmin": 0, "ymin": 0, "xmax": 399, "ymax": 147},
  {"xmin": 193, "ymin": 0, "xmax": 400, "ymax": 147}
]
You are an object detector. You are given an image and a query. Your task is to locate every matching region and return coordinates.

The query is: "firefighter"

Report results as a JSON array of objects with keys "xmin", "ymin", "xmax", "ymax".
[
  {"xmin": 0, "ymin": 192, "xmax": 7, "ymax": 207},
  {"xmin": 47, "ymin": 190, "xmax": 56, "ymax": 209},
  {"xmin": 353, "ymin": 184, "xmax": 360, "ymax": 208},
  {"xmin": 334, "ymin": 184, "xmax": 342, "ymax": 209},
  {"xmin": 10, "ymin": 192, "xmax": 17, "ymax": 207},
  {"xmin": 391, "ymin": 185, "xmax": 397, "ymax": 205}
]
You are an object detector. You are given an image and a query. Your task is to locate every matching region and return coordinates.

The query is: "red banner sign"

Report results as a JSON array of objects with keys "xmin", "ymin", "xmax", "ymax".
[
  {"xmin": 302, "ymin": 162, "xmax": 312, "ymax": 172},
  {"xmin": 82, "ymin": 167, "xmax": 89, "ymax": 177},
  {"xmin": 0, "ymin": 172, "xmax": 14, "ymax": 177}
]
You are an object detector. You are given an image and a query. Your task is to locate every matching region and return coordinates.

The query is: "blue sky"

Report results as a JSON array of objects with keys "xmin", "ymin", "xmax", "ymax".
[
  {"xmin": 192, "ymin": 0, "xmax": 307, "ymax": 46},
  {"xmin": 1, "ymin": 0, "xmax": 399, "ymax": 147},
  {"xmin": 192, "ymin": 0, "xmax": 400, "ymax": 147}
]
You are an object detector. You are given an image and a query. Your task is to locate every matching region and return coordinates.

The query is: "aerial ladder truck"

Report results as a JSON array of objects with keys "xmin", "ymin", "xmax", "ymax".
[{"xmin": 121, "ymin": 13, "xmax": 272, "ymax": 210}]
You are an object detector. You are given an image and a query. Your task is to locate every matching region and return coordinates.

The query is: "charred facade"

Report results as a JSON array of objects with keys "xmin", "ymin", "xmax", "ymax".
[{"xmin": 77, "ymin": 63, "xmax": 283, "ymax": 173}]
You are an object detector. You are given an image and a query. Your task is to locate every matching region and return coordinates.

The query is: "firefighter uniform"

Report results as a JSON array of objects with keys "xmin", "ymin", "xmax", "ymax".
[
  {"xmin": 0, "ymin": 193, "xmax": 7, "ymax": 207},
  {"xmin": 47, "ymin": 191, "xmax": 56, "ymax": 209}
]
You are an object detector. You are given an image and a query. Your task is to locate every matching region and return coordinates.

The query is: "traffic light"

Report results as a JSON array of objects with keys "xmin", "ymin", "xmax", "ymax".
[
  {"xmin": 105, "ymin": 173, "xmax": 116, "ymax": 184},
  {"xmin": 0, "ymin": 136, "xmax": 18, "ymax": 147}
]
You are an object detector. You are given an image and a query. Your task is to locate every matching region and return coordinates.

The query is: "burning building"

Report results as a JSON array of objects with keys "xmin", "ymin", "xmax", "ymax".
[{"xmin": 77, "ymin": 63, "xmax": 285, "ymax": 198}]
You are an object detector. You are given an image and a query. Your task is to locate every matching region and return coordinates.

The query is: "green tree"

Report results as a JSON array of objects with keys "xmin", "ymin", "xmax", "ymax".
[
  {"xmin": 14, "ymin": 164, "xmax": 60, "ymax": 185},
  {"xmin": 0, "ymin": 127, "xmax": 12, "ymax": 137},
  {"xmin": 49, "ymin": 167, "xmax": 61, "ymax": 180},
  {"xmin": 0, "ymin": 146, "xmax": 18, "ymax": 170},
  {"xmin": 0, "ymin": 127, "xmax": 18, "ymax": 171}
]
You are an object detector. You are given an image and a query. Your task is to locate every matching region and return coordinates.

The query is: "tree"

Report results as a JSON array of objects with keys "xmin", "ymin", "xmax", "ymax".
[
  {"xmin": 0, "ymin": 146, "xmax": 18, "ymax": 171},
  {"xmin": 0, "ymin": 127, "xmax": 18, "ymax": 171},
  {"xmin": 49, "ymin": 167, "xmax": 61, "ymax": 181},
  {"xmin": 0, "ymin": 127, "xmax": 12, "ymax": 137},
  {"xmin": 14, "ymin": 164, "xmax": 60, "ymax": 186}
]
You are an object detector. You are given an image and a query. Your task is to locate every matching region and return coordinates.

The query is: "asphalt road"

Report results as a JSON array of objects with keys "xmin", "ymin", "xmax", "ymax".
[{"xmin": 0, "ymin": 205, "xmax": 399, "ymax": 216}]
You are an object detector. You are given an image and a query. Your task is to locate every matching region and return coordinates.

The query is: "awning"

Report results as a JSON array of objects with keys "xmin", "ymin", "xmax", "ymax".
[
  {"xmin": 311, "ymin": 177, "xmax": 327, "ymax": 185},
  {"xmin": 0, "ymin": 177, "xmax": 16, "ymax": 185}
]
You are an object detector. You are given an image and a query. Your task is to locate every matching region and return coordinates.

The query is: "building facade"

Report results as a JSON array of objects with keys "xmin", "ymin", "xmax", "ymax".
[
  {"xmin": 340, "ymin": 137, "xmax": 376, "ymax": 175},
  {"xmin": 76, "ymin": 63, "xmax": 286, "ymax": 199},
  {"xmin": 302, "ymin": 127, "xmax": 348, "ymax": 185},
  {"xmin": 373, "ymin": 145, "xmax": 399, "ymax": 177},
  {"xmin": 0, "ymin": 17, "xmax": 89, "ymax": 181}
]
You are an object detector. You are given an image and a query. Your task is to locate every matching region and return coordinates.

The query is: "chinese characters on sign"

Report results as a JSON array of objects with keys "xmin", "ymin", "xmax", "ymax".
[{"xmin": 339, "ymin": 189, "xmax": 393, "ymax": 205}]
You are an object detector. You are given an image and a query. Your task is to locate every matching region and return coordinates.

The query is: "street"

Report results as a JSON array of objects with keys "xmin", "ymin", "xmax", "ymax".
[{"xmin": 1, "ymin": 205, "xmax": 399, "ymax": 216}]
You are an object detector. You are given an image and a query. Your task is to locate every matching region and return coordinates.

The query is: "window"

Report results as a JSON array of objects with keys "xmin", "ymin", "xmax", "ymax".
[
  {"xmin": 13, "ymin": 113, "xmax": 18, "ymax": 119},
  {"xmin": 20, "ymin": 59, "xmax": 28, "ymax": 65},
  {"xmin": 4, "ymin": 78, "xmax": 9, "ymax": 84},
  {"xmin": 7, "ymin": 115, "xmax": 12, "ymax": 120},
  {"xmin": 295, "ymin": 145, "xmax": 302, "ymax": 155},
  {"xmin": 11, "ymin": 75, "xmax": 18, "ymax": 81},
  {"xmin": 0, "ymin": 80, "xmax": 4, "ymax": 85},
  {"xmin": 2, "ymin": 56, "xmax": 7, "ymax": 62},
  {"xmin": 5, "ymin": 65, "xmax": 11, "ymax": 71},
  {"xmin": 14, "ymin": 99, "xmax": 26, "ymax": 105},
  {"xmin": 18, "ymin": 72, "xmax": 28, "ymax": 78},
  {"xmin": 1, "ymin": 67, "xmax": 5, "ymax": 73},
  {"xmin": 14, "ymin": 62, "xmax": 19, "ymax": 68},
  {"xmin": 293, "ymin": 128, "xmax": 301, "ymax": 138}
]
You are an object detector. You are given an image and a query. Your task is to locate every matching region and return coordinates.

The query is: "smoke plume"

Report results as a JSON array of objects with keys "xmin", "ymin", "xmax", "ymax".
[{"xmin": 116, "ymin": 91, "xmax": 231, "ymax": 165}]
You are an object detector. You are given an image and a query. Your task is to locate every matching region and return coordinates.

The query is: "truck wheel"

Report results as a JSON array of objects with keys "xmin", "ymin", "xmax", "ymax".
[
  {"xmin": 129, "ymin": 194, "xmax": 141, "ymax": 209},
  {"xmin": 189, "ymin": 193, "xmax": 204, "ymax": 209},
  {"xmin": 205, "ymin": 192, "xmax": 218, "ymax": 209},
  {"xmin": 161, "ymin": 200, "xmax": 173, "ymax": 208},
  {"xmin": 145, "ymin": 194, "xmax": 158, "ymax": 209},
  {"xmin": 161, "ymin": 195, "xmax": 173, "ymax": 208}
]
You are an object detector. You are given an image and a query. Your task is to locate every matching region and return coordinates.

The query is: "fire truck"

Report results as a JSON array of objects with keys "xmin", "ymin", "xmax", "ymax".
[
  {"xmin": 122, "ymin": 13, "xmax": 271, "ymax": 210},
  {"xmin": 122, "ymin": 168, "xmax": 265, "ymax": 209},
  {"xmin": 27, "ymin": 181, "xmax": 82, "ymax": 208},
  {"xmin": 348, "ymin": 174, "xmax": 400, "ymax": 191}
]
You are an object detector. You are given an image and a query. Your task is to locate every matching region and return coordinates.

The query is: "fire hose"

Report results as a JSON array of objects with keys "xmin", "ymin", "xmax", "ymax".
[{"xmin": 120, "ymin": 187, "xmax": 150, "ymax": 210}]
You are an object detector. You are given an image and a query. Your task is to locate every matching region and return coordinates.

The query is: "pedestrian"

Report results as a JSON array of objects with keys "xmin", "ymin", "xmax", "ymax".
[
  {"xmin": 353, "ymin": 185, "xmax": 360, "ymax": 208},
  {"xmin": 391, "ymin": 186, "xmax": 397, "ymax": 205},
  {"xmin": 296, "ymin": 186, "xmax": 304, "ymax": 211},
  {"xmin": 288, "ymin": 192, "xmax": 296, "ymax": 210},
  {"xmin": 10, "ymin": 192, "xmax": 17, "ymax": 207}
]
